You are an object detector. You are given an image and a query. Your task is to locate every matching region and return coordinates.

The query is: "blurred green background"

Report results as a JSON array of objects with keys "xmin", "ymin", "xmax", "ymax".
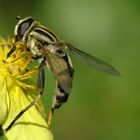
[{"xmin": 0, "ymin": 0, "xmax": 140, "ymax": 140}]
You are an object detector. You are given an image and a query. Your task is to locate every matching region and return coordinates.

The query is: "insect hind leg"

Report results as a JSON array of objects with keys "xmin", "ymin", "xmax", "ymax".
[
  {"xmin": 47, "ymin": 69, "xmax": 74, "ymax": 128},
  {"xmin": 47, "ymin": 84, "xmax": 70, "ymax": 128},
  {"xmin": 47, "ymin": 87, "xmax": 71, "ymax": 126}
]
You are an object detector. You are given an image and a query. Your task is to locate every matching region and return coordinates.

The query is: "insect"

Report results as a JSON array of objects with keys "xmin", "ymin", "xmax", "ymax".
[{"xmin": 5, "ymin": 16, "xmax": 120, "ymax": 131}]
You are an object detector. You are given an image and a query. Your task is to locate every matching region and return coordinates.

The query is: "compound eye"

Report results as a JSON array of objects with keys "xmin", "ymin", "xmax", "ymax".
[
  {"xmin": 17, "ymin": 18, "xmax": 34, "ymax": 39},
  {"xmin": 20, "ymin": 22, "xmax": 30, "ymax": 35}
]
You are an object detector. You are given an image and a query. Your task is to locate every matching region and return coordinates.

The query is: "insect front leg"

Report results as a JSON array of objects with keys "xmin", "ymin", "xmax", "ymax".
[
  {"xmin": 6, "ymin": 45, "xmax": 16, "ymax": 58},
  {"xmin": 5, "ymin": 59, "xmax": 45, "ymax": 132}
]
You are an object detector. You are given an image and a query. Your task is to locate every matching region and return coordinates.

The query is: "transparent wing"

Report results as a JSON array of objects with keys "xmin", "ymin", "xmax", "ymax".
[
  {"xmin": 43, "ymin": 48, "xmax": 73, "ymax": 95},
  {"xmin": 43, "ymin": 49, "xmax": 68, "ymax": 77},
  {"xmin": 66, "ymin": 43, "xmax": 120, "ymax": 76}
]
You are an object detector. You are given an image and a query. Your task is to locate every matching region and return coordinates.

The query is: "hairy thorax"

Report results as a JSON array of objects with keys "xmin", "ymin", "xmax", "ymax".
[{"xmin": 27, "ymin": 36, "xmax": 43, "ymax": 58}]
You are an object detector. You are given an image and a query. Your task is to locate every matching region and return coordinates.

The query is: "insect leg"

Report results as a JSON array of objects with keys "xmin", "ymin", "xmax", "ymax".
[
  {"xmin": 47, "ymin": 55, "xmax": 74, "ymax": 128},
  {"xmin": 47, "ymin": 78, "xmax": 73, "ymax": 128},
  {"xmin": 6, "ymin": 45, "xmax": 16, "ymax": 58},
  {"xmin": 5, "ymin": 59, "xmax": 45, "ymax": 131}
]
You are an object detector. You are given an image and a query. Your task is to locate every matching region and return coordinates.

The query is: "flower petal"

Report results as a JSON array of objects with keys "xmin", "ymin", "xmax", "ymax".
[{"xmin": 0, "ymin": 38, "xmax": 54, "ymax": 140}]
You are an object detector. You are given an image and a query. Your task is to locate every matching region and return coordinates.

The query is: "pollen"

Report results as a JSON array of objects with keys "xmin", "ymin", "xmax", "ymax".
[
  {"xmin": 0, "ymin": 38, "xmax": 53, "ymax": 140},
  {"xmin": 0, "ymin": 38, "xmax": 39, "ymax": 88},
  {"xmin": 0, "ymin": 38, "xmax": 31, "ymax": 75}
]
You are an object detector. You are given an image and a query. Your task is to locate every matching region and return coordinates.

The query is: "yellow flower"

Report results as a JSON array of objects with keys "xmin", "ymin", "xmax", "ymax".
[{"xmin": 0, "ymin": 38, "xmax": 54, "ymax": 140}]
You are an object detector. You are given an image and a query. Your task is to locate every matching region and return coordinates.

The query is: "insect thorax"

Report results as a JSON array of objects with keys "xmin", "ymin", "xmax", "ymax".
[
  {"xmin": 26, "ymin": 34, "xmax": 44, "ymax": 58},
  {"xmin": 26, "ymin": 27, "xmax": 58, "ymax": 58}
]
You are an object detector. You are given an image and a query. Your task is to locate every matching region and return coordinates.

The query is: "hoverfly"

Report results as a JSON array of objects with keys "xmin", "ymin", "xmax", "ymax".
[{"xmin": 5, "ymin": 16, "xmax": 120, "ymax": 131}]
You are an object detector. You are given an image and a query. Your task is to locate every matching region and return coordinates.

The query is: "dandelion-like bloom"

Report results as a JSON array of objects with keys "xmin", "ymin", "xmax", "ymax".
[{"xmin": 0, "ymin": 38, "xmax": 54, "ymax": 140}]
